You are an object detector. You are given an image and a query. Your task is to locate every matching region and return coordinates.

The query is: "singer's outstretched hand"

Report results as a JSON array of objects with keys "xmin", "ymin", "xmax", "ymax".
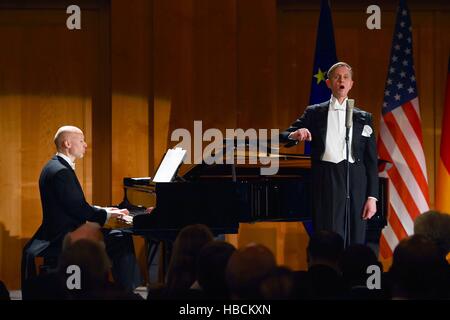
[{"xmin": 289, "ymin": 128, "xmax": 312, "ymax": 141}]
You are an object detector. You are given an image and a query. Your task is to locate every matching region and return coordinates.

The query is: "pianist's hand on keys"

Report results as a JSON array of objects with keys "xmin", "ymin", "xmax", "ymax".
[
  {"xmin": 106, "ymin": 206, "xmax": 155, "ymax": 228},
  {"xmin": 118, "ymin": 214, "xmax": 133, "ymax": 224},
  {"xmin": 107, "ymin": 207, "xmax": 129, "ymax": 219},
  {"xmin": 115, "ymin": 206, "xmax": 154, "ymax": 225}
]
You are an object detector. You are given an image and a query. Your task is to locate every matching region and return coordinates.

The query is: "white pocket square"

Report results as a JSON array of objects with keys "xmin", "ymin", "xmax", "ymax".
[{"xmin": 362, "ymin": 125, "xmax": 373, "ymax": 137}]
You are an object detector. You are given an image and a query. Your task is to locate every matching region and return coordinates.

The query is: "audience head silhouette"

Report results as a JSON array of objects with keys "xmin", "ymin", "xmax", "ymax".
[
  {"xmin": 226, "ymin": 243, "xmax": 276, "ymax": 299},
  {"xmin": 196, "ymin": 240, "xmax": 236, "ymax": 299},
  {"xmin": 389, "ymin": 234, "xmax": 448, "ymax": 299},
  {"xmin": 58, "ymin": 239, "xmax": 112, "ymax": 299},
  {"xmin": 307, "ymin": 230, "xmax": 344, "ymax": 271},
  {"xmin": 414, "ymin": 210, "xmax": 450, "ymax": 260},
  {"xmin": 166, "ymin": 224, "xmax": 214, "ymax": 294}
]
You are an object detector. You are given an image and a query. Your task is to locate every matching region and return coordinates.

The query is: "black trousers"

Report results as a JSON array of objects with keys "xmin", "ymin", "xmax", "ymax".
[
  {"xmin": 311, "ymin": 160, "xmax": 367, "ymax": 245},
  {"xmin": 102, "ymin": 228, "xmax": 143, "ymax": 291}
]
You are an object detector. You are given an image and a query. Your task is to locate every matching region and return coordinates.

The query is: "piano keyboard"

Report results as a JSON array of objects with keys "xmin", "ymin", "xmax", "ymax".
[
  {"xmin": 128, "ymin": 208, "xmax": 148, "ymax": 216},
  {"xmin": 119, "ymin": 214, "xmax": 133, "ymax": 224}
]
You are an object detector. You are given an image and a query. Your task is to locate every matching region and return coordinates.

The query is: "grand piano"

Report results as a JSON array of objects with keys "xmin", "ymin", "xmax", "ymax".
[
  {"xmin": 119, "ymin": 149, "xmax": 387, "ymax": 232},
  {"xmin": 126, "ymin": 154, "xmax": 314, "ymax": 233},
  {"xmin": 116, "ymin": 142, "xmax": 388, "ymax": 282}
]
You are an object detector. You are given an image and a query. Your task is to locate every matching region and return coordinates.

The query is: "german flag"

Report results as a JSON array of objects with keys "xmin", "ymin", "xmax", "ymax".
[{"xmin": 436, "ymin": 57, "xmax": 450, "ymax": 213}]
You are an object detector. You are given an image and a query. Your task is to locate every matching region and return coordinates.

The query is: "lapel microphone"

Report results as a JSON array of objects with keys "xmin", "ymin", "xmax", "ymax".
[{"xmin": 346, "ymin": 99, "xmax": 355, "ymax": 128}]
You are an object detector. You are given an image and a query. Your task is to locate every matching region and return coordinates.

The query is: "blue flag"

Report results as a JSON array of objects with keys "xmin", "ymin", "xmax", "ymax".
[
  {"xmin": 304, "ymin": 0, "xmax": 337, "ymax": 236},
  {"xmin": 309, "ymin": 0, "xmax": 338, "ymax": 105}
]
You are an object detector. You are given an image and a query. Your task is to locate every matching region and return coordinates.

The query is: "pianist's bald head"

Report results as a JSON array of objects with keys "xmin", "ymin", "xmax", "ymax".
[{"xmin": 54, "ymin": 126, "xmax": 84, "ymax": 151}]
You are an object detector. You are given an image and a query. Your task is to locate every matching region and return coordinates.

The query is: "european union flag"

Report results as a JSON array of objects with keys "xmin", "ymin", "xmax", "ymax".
[
  {"xmin": 304, "ymin": 0, "xmax": 337, "ymax": 236},
  {"xmin": 309, "ymin": 0, "xmax": 338, "ymax": 105}
]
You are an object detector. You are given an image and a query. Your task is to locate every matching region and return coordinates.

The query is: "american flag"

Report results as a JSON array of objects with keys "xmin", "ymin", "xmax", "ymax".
[{"xmin": 377, "ymin": 0, "xmax": 430, "ymax": 259}]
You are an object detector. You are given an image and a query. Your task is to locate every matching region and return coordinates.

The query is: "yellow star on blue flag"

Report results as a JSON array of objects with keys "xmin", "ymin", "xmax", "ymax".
[{"xmin": 313, "ymin": 68, "xmax": 327, "ymax": 84}]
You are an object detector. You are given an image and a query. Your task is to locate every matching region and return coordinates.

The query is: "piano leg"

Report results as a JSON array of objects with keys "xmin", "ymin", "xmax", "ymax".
[
  {"xmin": 144, "ymin": 237, "xmax": 173, "ymax": 285},
  {"xmin": 145, "ymin": 238, "xmax": 160, "ymax": 285}
]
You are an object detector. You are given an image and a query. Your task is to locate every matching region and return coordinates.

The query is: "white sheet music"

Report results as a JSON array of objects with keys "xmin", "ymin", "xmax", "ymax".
[{"xmin": 152, "ymin": 147, "xmax": 187, "ymax": 183}]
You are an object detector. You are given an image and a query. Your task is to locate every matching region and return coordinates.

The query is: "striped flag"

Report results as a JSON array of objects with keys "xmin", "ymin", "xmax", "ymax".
[
  {"xmin": 436, "ymin": 57, "xmax": 450, "ymax": 213},
  {"xmin": 377, "ymin": 0, "xmax": 430, "ymax": 259}
]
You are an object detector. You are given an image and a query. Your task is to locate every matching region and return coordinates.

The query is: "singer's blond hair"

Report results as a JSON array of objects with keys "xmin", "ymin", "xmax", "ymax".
[{"xmin": 327, "ymin": 62, "xmax": 353, "ymax": 79}]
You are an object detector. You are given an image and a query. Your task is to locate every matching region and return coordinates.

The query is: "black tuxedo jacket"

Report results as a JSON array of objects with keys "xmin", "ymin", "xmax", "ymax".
[
  {"xmin": 22, "ymin": 156, "xmax": 107, "ymax": 284},
  {"xmin": 33, "ymin": 155, "xmax": 107, "ymax": 246},
  {"xmin": 280, "ymin": 101, "xmax": 378, "ymax": 199}
]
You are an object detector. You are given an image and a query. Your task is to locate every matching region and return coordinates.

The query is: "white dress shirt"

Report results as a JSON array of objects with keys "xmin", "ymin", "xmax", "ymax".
[
  {"xmin": 321, "ymin": 96, "xmax": 355, "ymax": 163},
  {"xmin": 56, "ymin": 152, "xmax": 76, "ymax": 170}
]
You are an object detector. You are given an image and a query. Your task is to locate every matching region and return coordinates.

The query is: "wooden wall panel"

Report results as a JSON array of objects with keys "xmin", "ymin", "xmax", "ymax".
[
  {"xmin": 110, "ymin": 0, "xmax": 152, "ymax": 281},
  {"xmin": 233, "ymin": 0, "xmax": 304, "ymax": 268},
  {"xmin": 0, "ymin": 5, "xmax": 106, "ymax": 289},
  {"xmin": 276, "ymin": 10, "xmax": 316, "ymax": 133},
  {"xmin": 192, "ymin": 0, "xmax": 237, "ymax": 131},
  {"xmin": 91, "ymin": 5, "xmax": 112, "ymax": 207},
  {"xmin": 153, "ymin": 0, "xmax": 193, "ymax": 165},
  {"xmin": 153, "ymin": 0, "xmax": 237, "ymax": 166},
  {"xmin": 0, "ymin": 104, "xmax": 22, "ymax": 291},
  {"xmin": 111, "ymin": 0, "xmax": 151, "ymax": 205},
  {"xmin": 237, "ymin": 0, "xmax": 277, "ymax": 130}
]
